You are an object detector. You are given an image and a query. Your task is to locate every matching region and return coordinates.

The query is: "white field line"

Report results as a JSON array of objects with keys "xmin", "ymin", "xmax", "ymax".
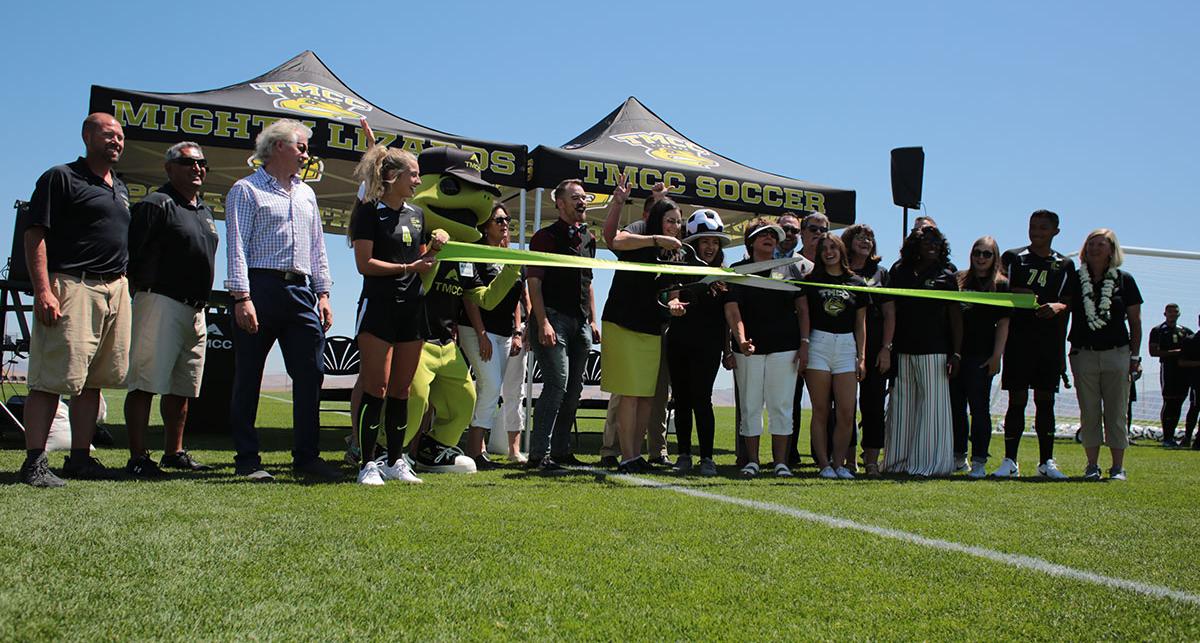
[
  {"xmin": 261, "ymin": 393, "xmax": 350, "ymax": 416},
  {"xmin": 593, "ymin": 468, "xmax": 1200, "ymax": 608}
]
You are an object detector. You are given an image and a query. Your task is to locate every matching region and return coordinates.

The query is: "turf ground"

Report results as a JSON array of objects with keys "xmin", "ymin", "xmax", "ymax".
[{"xmin": 1, "ymin": 389, "xmax": 1198, "ymax": 641}]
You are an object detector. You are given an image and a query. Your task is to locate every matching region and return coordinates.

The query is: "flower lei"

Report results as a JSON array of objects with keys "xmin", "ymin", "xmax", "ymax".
[{"xmin": 1079, "ymin": 265, "xmax": 1118, "ymax": 330}]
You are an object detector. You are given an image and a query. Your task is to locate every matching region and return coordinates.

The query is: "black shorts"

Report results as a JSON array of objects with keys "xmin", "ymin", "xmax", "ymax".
[
  {"xmin": 1161, "ymin": 364, "xmax": 1191, "ymax": 399},
  {"xmin": 355, "ymin": 295, "xmax": 423, "ymax": 344},
  {"xmin": 1002, "ymin": 329, "xmax": 1065, "ymax": 393}
]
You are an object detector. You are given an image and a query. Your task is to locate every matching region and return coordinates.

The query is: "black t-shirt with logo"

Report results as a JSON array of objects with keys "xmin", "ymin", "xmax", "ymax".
[
  {"xmin": 724, "ymin": 258, "xmax": 802, "ymax": 355},
  {"xmin": 1182, "ymin": 334, "xmax": 1200, "ymax": 383},
  {"xmin": 602, "ymin": 246, "xmax": 680, "ymax": 336},
  {"xmin": 888, "ymin": 261, "xmax": 959, "ymax": 355},
  {"xmin": 350, "ymin": 201, "xmax": 428, "ymax": 303},
  {"xmin": 803, "ymin": 272, "xmax": 868, "ymax": 335},
  {"xmin": 128, "ymin": 184, "xmax": 219, "ymax": 302},
  {"xmin": 959, "ymin": 278, "xmax": 1012, "ymax": 359},
  {"xmin": 28, "ymin": 158, "xmax": 131, "ymax": 274},
  {"xmin": 457, "ymin": 263, "xmax": 525, "ymax": 337},
  {"xmin": 1067, "ymin": 269, "xmax": 1143, "ymax": 350},
  {"xmin": 423, "ymin": 261, "xmax": 483, "ymax": 345},
  {"xmin": 1150, "ymin": 322, "xmax": 1193, "ymax": 370}
]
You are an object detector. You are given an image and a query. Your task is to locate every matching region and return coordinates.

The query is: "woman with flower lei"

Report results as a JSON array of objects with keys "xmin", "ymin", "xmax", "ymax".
[{"xmin": 1067, "ymin": 228, "xmax": 1143, "ymax": 481}]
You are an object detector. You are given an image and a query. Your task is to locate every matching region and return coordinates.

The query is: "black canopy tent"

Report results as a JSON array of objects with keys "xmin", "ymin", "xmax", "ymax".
[
  {"xmin": 88, "ymin": 50, "xmax": 528, "ymax": 234},
  {"xmin": 527, "ymin": 97, "xmax": 855, "ymax": 239}
]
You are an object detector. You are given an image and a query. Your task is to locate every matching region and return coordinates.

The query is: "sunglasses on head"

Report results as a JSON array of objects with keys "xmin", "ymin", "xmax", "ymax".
[
  {"xmin": 972, "ymin": 249, "xmax": 994, "ymax": 258},
  {"xmin": 171, "ymin": 157, "xmax": 207, "ymax": 169},
  {"xmin": 806, "ymin": 224, "xmax": 828, "ymax": 234}
]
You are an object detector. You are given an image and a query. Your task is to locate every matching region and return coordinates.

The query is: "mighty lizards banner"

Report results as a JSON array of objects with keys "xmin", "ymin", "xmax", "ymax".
[{"xmin": 89, "ymin": 50, "xmax": 527, "ymax": 235}]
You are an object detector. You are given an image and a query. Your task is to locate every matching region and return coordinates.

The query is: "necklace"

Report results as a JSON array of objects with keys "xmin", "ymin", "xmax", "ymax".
[{"xmin": 1079, "ymin": 265, "xmax": 1118, "ymax": 331}]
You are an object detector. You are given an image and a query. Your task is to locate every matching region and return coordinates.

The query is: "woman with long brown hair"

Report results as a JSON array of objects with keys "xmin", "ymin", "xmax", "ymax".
[{"xmin": 952, "ymin": 236, "xmax": 1010, "ymax": 478}]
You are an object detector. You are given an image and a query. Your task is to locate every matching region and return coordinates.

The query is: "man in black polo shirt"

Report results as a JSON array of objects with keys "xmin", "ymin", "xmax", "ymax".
[
  {"xmin": 18, "ymin": 113, "xmax": 132, "ymax": 487},
  {"xmin": 1149, "ymin": 303, "xmax": 1194, "ymax": 447},
  {"xmin": 527, "ymin": 178, "xmax": 600, "ymax": 471},
  {"xmin": 123, "ymin": 142, "xmax": 220, "ymax": 476}
]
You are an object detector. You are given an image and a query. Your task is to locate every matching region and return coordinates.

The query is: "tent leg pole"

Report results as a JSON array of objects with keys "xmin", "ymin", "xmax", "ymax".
[
  {"xmin": 524, "ymin": 187, "xmax": 544, "ymax": 455},
  {"xmin": 518, "ymin": 188, "xmax": 527, "ymax": 250}
]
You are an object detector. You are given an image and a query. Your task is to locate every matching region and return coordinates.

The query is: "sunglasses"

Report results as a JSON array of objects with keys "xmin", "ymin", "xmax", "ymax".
[
  {"xmin": 806, "ymin": 225, "xmax": 829, "ymax": 234},
  {"xmin": 295, "ymin": 142, "xmax": 309, "ymax": 154},
  {"xmin": 493, "ymin": 216, "xmax": 511, "ymax": 225},
  {"xmin": 171, "ymin": 157, "xmax": 208, "ymax": 169},
  {"xmin": 781, "ymin": 225, "xmax": 801, "ymax": 234},
  {"xmin": 971, "ymin": 249, "xmax": 994, "ymax": 258}
]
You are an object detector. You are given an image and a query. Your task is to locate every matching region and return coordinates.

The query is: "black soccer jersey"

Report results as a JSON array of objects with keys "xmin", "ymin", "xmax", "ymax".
[
  {"xmin": 1150, "ymin": 323, "xmax": 1194, "ymax": 364},
  {"xmin": 349, "ymin": 201, "xmax": 428, "ymax": 302},
  {"xmin": 1002, "ymin": 247, "xmax": 1074, "ymax": 308}
]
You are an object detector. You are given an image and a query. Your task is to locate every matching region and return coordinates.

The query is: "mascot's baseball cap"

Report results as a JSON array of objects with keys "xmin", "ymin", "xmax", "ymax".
[{"xmin": 418, "ymin": 147, "xmax": 500, "ymax": 196}]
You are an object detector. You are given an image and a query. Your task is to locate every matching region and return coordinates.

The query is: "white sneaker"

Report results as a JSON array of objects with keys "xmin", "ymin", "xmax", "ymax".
[
  {"xmin": 381, "ymin": 458, "xmax": 423, "ymax": 484},
  {"xmin": 967, "ymin": 461, "xmax": 987, "ymax": 479},
  {"xmin": 357, "ymin": 460, "xmax": 385, "ymax": 486},
  {"xmin": 954, "ymin": 455, "xmax": 969, "ymax": 473},
  {"xmin": 1108, "ymin": 467, "xmax": 1127, "ymax": 481},
  {"xmin": 992, "ymin": 458, "xmax": 1020, "ymax": 478},
  {"xmin": 1037, "ymin": 459, "xmax": 1069, "ymax": 481},
  {"xmin": 773, "ymin": 462, "xmax": 793, "ymax": 478},
  {"xmin": 818, "ymin": 465, "xmax": 838, "ymax": 479},
  {"xmin": 834, "ymin": 466, "xmax": 855, "ymax": 480}
]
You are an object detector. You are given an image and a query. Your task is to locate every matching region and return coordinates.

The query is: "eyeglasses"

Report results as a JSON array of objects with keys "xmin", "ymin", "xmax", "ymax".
[
  {"xmin": 971, "ymin": 249, "xmax": 994, "ymax": 258},
  {"xmin": 781, "ymin": 225, "xmax": 801, "ymax": 235},
  {"xmin": 295, "ymin": 142, "xmax": 309, "ymax": 154},
  {"xmin": 806, "ymin": 225, "xmax": 829, "ymax": 234},
  {"xmin": 171, "ymin": 157, "xmax": 208, "ymax": 169}
]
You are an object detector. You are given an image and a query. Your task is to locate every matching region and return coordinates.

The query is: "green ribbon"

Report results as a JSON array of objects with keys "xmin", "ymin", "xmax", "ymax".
[{"xmin": 437, "ymin": 241, "xmax": 1037, "ymax": 309}]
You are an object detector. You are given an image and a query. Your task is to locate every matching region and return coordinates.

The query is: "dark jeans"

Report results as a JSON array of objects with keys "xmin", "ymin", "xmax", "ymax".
[
  {"xmin": 529, "ymin": 307, "xmax": 590, "ymax": 459},
  {"xmin": 667, "ymin": 331, "xmax": 721, "ymax": 460},
  {"xmin": 950, "ymin": 354, "xmax": 994, "ymax": 461},
  {"xmin": 230, "ymin": 272, "xmax": 325, "ymax": 469}
]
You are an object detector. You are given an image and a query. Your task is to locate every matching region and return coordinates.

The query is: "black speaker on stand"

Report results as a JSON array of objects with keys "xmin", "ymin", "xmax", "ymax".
[{"xmin": 890, "ymin": 147, "xmax": 925, "ymax": 240}]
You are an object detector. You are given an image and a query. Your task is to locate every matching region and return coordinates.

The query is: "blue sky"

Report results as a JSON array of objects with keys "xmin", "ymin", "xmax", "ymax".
[{"xmin": 3, "ymin": 0, "xmax": 1197, "ymax": 381}]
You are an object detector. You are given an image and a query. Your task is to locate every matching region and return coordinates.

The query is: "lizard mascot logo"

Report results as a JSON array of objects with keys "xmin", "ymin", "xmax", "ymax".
[
  {"xmin": 610, "ymin": 131, "xmax": 719, "ymax": 169},
  {"xmin": 250, "ymin": 82, "xmax": 371, "ymax": 121}
]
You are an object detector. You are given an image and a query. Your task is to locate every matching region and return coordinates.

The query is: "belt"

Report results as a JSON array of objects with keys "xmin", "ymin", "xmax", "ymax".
[
  {"xmin": 139, "ymin": 288, "xmax": 207, "ymax": 310},
  {"xmin": 249, "ymin": 268, "xmax": 308, "ymax": 285},
  {"xmin": 58, "ymin": 268, "xmax": 124, "ymax": 283}
]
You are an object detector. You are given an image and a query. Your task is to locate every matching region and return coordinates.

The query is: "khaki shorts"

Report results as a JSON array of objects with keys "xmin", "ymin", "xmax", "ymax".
[
  {"xmin": 127, "ymin": 291, "xmax": 206, "ymax": 398},
  {"xmin": 29, "ymin": 273, "xmax": 132, "ymax": 396}
]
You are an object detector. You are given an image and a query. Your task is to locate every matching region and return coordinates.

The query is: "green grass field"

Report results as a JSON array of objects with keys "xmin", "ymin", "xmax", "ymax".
[{"xmin": 1, "ymin": 389, "xmax": 1198, "ymax": 641}]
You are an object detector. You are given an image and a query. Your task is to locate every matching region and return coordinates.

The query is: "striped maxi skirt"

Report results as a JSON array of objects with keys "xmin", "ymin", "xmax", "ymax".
[{"xmin": 883, "ymin": 353, "xmax": 955, "ymax": 476}]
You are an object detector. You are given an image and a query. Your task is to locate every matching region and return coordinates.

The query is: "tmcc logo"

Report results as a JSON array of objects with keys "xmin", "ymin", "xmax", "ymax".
[
  {"xmin": 249, "ymin": 82, "xmax": 372, "ymax": 121},
  {"xmin": 610, "ymin": 131, "xmax": 719, "ymax": 169}
]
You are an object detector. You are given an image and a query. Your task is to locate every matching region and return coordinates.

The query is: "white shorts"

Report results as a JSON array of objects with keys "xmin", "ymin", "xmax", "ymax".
[{"xmin": 807, "ymin": 329, "xmax": 857, "ymax": 375}]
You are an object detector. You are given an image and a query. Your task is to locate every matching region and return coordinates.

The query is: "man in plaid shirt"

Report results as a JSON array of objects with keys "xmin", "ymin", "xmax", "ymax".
[{"xmin": 224, "ymin": 118, "xmax": 338, "ymax": 482}]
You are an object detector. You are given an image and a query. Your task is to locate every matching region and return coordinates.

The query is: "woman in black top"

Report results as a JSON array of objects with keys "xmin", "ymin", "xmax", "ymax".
[
  {"xmin": 951, "ymin": 236, "xmax": 1010, "ymax": 478},
  {"xmin": 841, "ymin": 224, "xmax": 895, "ymax": 476},
  {"xmin": 665, "ymin": 209, "xmax": 732, "ymax": 477},
  {"xmin": 883, "ymin": 226, "xmax": 961, "ymax": 477},
  {"xmin": 602, "ymin": 198, "xmax": 687, "ymax": 472},
  {"xmin": 1068, "ymin": 228, "xmax": 1143, "ymax": 481},
  {"xmin": 800, "ymin": 234, "xmax": 868, "ymax": 480},
  {"xmin": 349, "ymin": 146, "xmax": 443, "ymax": 486},
  {"xmin": 725, "ymin": 218, "xmax": 808, "ymax": 479},
  {"xmin": 459, "ymin": 204, "xmax": 526, "ymax": 468}
]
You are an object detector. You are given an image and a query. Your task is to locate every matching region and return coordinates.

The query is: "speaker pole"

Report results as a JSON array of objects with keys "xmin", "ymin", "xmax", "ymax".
[{"xmin": 902, "ymin": 207, "xmax": 908, "ymax": 243}]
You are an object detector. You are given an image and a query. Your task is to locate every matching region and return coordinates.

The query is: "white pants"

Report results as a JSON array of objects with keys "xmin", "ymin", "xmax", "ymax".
[
  {"xmin": 494, "ymin": 347, "xmax": 529, "ymax": 453},
  {"xmin": 457, "ymin": 326, "xmax": 512, "ymax": 430},
  {"xmin": 733, "ymin": 350, "xmax": 799, "ymax": 437}
]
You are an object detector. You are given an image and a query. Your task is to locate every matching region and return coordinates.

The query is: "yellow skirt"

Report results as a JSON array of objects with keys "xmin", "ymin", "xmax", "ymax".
[{"xmin": 600, "ymin": 321, "xmax": 661, "ymax": 397}]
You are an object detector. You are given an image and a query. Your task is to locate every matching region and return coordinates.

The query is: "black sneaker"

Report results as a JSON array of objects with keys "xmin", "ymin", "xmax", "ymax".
[
  {"xmin": 537, "ymin": 456, "xmax": 566, "ymax": 473},
  {"xmin": 412, "ymin": 435, "xmax": 477, "ymax": 473},
  {"xmin": 126, "ymin": 453, "xmax": 168, "ymax": 478},
  {"xmin": 598, "ymin": 455, "xmax": 620, "ymax": 469},
  {"xmin": 473, "ymin": 453, "xmax": 500, "ymax": 471},
  {"xmin": 293, "ymin": 458, "xmax": 345, "ymax": 481},
  {"xmin": 552, "ymin": 453, "xmax": 587, "ymax": 467},
  {"xmin": 20, "ymin": 453, "xmax": 66, "ymax": 488},
  {"xmin": 523, "ymin": 455, "xmax": 544, "ymax": 470},
  {"xmin": 617, "ymin": 457, "xmax": 651, "ymax": 474},
  {"xmin": 160, "ymin": 450, "xmax": 212, "ymax": 471},
  {"xmin": 647, "ymin": 455, "xmax": 673, "ymax": 468},
  {"xmin": 62, "ymin": 454, "xmax": 120, "ymax": 480}
]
